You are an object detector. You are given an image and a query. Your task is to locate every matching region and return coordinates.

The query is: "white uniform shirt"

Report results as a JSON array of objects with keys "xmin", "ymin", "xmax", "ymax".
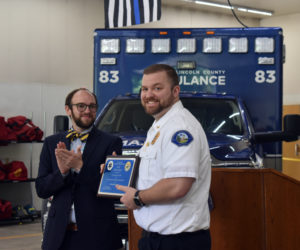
[{"xmin": 133, "ymin": 101, "xmax": 211, "ymax": 234}]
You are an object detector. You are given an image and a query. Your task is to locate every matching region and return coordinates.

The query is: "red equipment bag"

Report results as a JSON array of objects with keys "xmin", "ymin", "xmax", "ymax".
[
  {"xmin": 0, "ymin": 199, "xmax": 12, "ymax": 220},
  {"xmin": 5, "ymin": 161, "xmax": 28, "ymax": 181},
  {"xmin": 6, "ymin": 125, "xmax": 18, "ymax": 141},
  {"xmin": 0, "ymin": 116, "xmax": 9, "ymax": 143},
  {"xmin": 6, "ymin": 116, "xmax": 43, "ymax": 142}
]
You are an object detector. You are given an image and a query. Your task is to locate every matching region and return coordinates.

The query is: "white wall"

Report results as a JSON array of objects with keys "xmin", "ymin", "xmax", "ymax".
[
  {"xmin": 0, "ymin": 0, "xmax": 105, "ymax": 137},
  {"xmin": 138, "ymin": 4, "xmax": 259, "ymax": 28},
  {"xmin": 261, "ymin": 13, "xmax": 300, "ymax": 105}
]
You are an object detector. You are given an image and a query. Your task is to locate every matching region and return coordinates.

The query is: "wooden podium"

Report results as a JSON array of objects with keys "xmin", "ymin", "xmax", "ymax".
[{"xmin": 128, "ymin": 168, "xmax": 300, "ymax": 250}]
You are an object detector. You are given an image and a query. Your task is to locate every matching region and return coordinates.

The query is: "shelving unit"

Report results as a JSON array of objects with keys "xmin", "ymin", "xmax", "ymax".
[
  {"xmin": 0, "ymin": 140, "xmax": 43, "ymax": 225},
  {"xmin": 0, "ymin": 202, "xmax": 41, "ymax": 226},
  {"xmin": 0, "ymin": 178, "xmax": 36, "ymax": 183}
]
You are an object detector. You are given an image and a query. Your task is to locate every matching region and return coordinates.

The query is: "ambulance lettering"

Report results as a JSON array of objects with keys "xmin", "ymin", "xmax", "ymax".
[
  {"xmin": 255, "ymin": 70, "xmax": 276, "ymax": 84},
  {"xmin": 178, "ymin": 69, "xmax": 226, "ymax": 86},
  {"xmin": 179, "ymin": 72, "xmax": 226, "ymax": 86},
  {"xmin": 123, "ymin": 140, "xmax": 144, "ymax": 147},
  {"xmin": 179, "ymin": 75, "xmax": 226, "ymax": 85},
  {"xmin": 99, "ymin": 70, "xmax": 119, "ymax": 84}
]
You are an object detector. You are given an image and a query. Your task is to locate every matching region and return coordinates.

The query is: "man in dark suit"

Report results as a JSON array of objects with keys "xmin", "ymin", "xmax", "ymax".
[{"xmin": 36, "ymin": 88, "xmax": 123, "ymax": 250}]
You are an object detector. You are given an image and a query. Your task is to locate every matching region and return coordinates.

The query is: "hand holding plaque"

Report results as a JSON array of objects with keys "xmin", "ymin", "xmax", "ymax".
[{"xmin": 97, "ymin": 155, "xmax": 140, "ymax": 198}]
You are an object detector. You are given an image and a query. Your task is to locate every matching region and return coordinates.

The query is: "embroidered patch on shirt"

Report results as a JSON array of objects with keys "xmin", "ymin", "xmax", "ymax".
[{"xmin": 171, "ymin": 130, "xmax": 193, "ymax": 146}]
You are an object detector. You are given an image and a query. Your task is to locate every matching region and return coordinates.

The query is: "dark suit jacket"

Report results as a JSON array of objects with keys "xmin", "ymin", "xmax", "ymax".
[{"xmin": 35, "ymin": 127, "xmax": 123, "ymax": 250}]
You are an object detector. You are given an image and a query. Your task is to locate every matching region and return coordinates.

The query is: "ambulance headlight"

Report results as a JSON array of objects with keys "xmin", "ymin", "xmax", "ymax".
[
  {"xmin": 255, "ymin": 38, "xmax": 274, "ymax": 53},
  {"xmin": 101, "ymin": 39, "xmax": 120, "ymax": 54},
  {"xmin": 229, "ymin": 38, "xmax": 248, "ymax": 53},
  {"xmin": 151, "ymin": 39, "xmax": 171, "ymax": 53},
  {"xmin": 203, "ymin": 38, "xmax": 222, "ymax": 53},
  {"xmin": 126, "ymin": 39, "xmax": 145, "ymax": 53},
  {"xmin": 177, "ymin": 38, "xmax": 196, "ymax": 53}
]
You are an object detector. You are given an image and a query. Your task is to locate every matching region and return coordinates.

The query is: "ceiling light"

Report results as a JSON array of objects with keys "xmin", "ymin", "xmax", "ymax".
[
  {"xmin": 194, "ymin": 0, "xmax": 233, "ymax": 10},
  {"xmin": 237, "ymin": 7, "xmax": 272, "ymax": 16},
  {"xmin": 183, "ymin": 0, "xmax": 273, "ymax": 16}
]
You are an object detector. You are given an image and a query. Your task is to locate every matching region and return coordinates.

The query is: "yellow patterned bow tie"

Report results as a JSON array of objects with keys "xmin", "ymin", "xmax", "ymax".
[{"xmin": 66, "ymin": 129, "xmax": 89, "ymax": 142}]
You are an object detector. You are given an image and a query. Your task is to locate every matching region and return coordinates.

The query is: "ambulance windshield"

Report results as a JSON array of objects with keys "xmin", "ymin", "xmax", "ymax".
[{"xmin": 96, "ymin": 98, "xmax": 244, "ymax": 136}]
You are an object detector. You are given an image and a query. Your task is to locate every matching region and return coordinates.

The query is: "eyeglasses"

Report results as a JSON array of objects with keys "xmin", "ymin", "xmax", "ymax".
[{"xmin": 70, "ymin": 103, "xmax": 98, "ymax": 112}]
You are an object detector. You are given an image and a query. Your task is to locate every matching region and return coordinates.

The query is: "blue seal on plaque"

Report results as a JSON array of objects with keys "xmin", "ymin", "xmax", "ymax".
[{"xmin": 98, "ymin": 156, "xmax": 139, "ymax": 197}]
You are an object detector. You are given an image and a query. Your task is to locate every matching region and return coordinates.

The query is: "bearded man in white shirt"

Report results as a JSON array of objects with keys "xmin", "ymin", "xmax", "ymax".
[{"xmin": 117, "ymin": 64, "xmax": 211, "ymax": 250}]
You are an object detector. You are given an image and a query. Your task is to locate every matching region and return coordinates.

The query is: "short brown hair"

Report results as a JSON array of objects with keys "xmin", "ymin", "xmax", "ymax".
[
  {"xmin": 65, "ymin": 88, "xmax": 98, "ymax": 107},
  {"xmin": 143, "ymin": 64, "xmax": 179, "ymax": 87}
]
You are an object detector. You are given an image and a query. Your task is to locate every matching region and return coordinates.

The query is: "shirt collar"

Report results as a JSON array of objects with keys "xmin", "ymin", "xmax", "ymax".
[
  {"xmin": 70, "ymin": 126, "xmax": 93, "ymax": 134},
  {"xmin": 152, "ymin": 100, "xmax": 183, "ymax": 131}
]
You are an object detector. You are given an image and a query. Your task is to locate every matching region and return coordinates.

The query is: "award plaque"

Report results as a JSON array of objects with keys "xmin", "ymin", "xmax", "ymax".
[{"xmin": 97, "ymin": 155, "xmax": 140, "ymax": 198}]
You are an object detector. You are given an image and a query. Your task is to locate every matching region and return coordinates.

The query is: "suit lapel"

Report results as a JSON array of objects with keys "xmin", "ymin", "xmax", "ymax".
[
  {"xmin": 61, "ymin": 132, "xmax": 71, "ymax": 150},
  {"xmin": 82, "ymin": 127, "xmax": 102, "ymax": 164}
]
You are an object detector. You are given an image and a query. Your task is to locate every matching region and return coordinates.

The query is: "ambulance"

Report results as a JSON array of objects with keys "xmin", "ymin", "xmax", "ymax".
[{"xmin": 93, "ymin": 27, "xmax": 300, "ymax": 170}]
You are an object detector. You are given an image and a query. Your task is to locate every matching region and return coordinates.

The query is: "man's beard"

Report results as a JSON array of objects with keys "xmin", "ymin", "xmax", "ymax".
[
  {"xmin": 142, "ymin": 97, "xmax": 174, "ymax": 116},
  {"xmin": 71, "ymin": 111, "xmax": 95, "ymax": 130},
  {"xmin": 143, "ymin": 103, "xmax": 164, "ymax": 116}
]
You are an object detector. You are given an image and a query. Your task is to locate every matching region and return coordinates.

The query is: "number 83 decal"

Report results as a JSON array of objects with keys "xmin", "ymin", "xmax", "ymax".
[
  {"xmin": 255, "ymin": 70, "xmax": 276, "ymax": 84},
  {"xmin": 99, "ymin": 70, "xmax": 119, "ymax": 84}
]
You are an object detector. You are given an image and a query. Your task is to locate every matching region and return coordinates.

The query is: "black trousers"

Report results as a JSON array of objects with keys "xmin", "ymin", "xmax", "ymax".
[
  {"xmin": 138, "ymin": 229, "xmax": 211, "ymax": 250},
  {"xmin": 59, "ymin": 231, "xmax": 81, "ymax": 250}
]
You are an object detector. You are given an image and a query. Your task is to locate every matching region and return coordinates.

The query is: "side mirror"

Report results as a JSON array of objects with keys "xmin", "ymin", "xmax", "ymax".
[
  {"xmin": 252, "ymin": 114, "xmax": 300, "ymax": 143},
  {"xmin": 284, "ymin": 114, "xmax": 300, "ymax": 136}
]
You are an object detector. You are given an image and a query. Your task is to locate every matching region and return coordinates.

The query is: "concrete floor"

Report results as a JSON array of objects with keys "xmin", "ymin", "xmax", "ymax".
[
  {"xmin": 0, "ymin": 219, "xmax": 129, "ymax": 250},
  {"xmin": 0, "ymin": 219, "xmax": 42, "ymax": 250}
]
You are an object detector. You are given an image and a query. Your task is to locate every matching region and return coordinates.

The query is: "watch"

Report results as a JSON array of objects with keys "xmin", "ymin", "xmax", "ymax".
[{"xmin": 133, "ymin": 190, "xmax": 145, "ymax": 207}]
